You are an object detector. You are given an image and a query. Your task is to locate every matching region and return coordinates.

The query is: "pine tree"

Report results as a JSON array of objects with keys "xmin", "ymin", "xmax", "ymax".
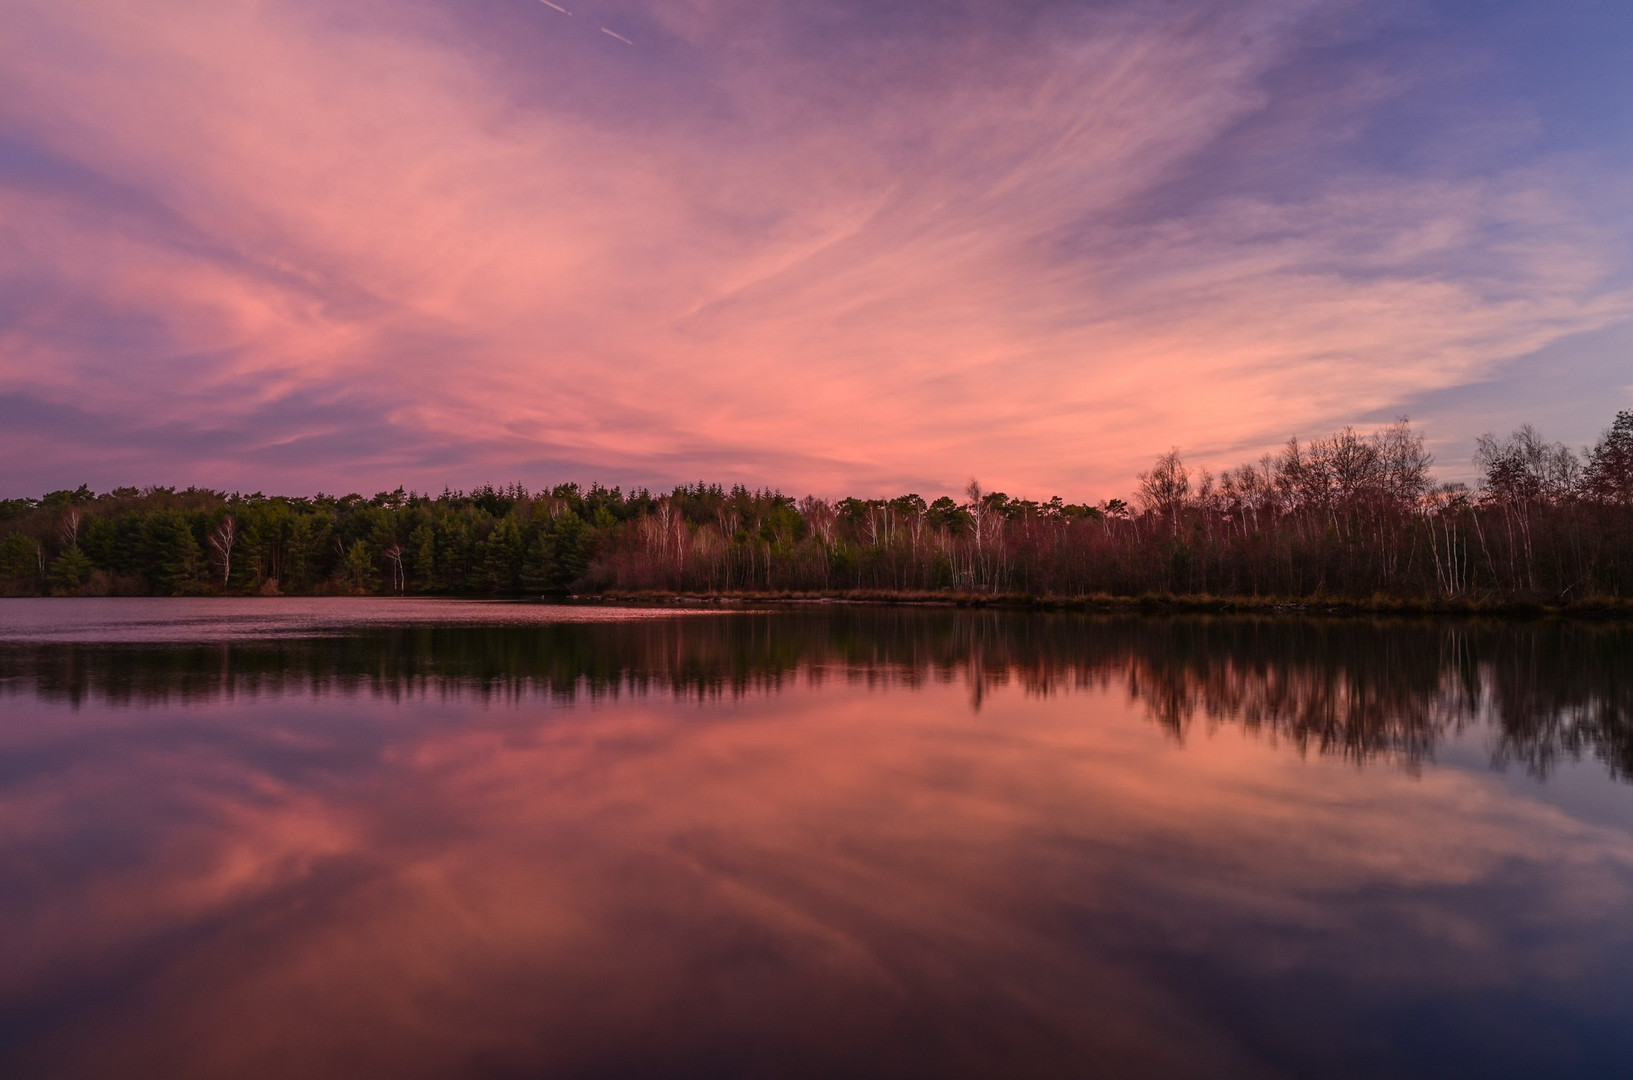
[
  {"xmin": 48, "ymin": 545, "xmax": 96, "ymax": 594},
  {"xmin": 344, "ymin": 540, "xmax": 381, "ymax": 594},
  {"xmin": 140, "ymin": 512, "xmax": 208, "ymax": 595},
  {"xmin": 481, "ymin": 517, "xmax": 527, "ymax": 594},
  {"xmin": 1, "ymin": 533, "xmax": 42, "ymax": 594},
  {"xmin": 1584, "ymin": 410, "xmax": 1633, "ymax": 506}
]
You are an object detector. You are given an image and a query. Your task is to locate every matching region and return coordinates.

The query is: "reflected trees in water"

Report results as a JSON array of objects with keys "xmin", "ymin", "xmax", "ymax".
[{"xmin": 4, "ymin": 612, "xmax": 1630, "ymax": 784}]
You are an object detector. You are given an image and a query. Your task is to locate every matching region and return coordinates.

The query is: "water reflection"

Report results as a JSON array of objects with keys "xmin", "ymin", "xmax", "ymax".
[
  {"xmin": 3, "ymin": 608, "xmax": 1633, "ymax": 1078},
  {"xmin": 5, "ymin": 611, "xmax": 1631, "ymax": 781}
]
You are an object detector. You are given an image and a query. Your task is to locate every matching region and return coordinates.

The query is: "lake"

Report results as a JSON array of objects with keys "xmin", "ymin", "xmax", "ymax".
[{"xmin": 2, "ymin": 598, "xmax": 1631, "ymax": 1078}]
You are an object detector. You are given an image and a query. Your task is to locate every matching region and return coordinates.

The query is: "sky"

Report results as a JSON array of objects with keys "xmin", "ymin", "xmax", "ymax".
[{"xmin": 2, "ymin": 0, "xmax": 1631, "ymax": 501}]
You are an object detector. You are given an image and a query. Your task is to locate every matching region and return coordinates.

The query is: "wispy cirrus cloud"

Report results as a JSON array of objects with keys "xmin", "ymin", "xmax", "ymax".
[{"xmin": 1, "ymin": 0, "xmax": 1629, "ymax": 497}]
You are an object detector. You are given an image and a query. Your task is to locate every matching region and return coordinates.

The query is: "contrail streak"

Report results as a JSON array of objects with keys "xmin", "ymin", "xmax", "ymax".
[
  {"xmin": 600, "ymin": 27, "xmax": 633, "ymax": 45},
  {"xmin": 539, "ymin": 0, "xmax": 571, "ymax": 14}
]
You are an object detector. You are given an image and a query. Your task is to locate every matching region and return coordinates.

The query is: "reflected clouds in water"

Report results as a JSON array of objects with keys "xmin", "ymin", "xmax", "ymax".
[{"xmin": 3, "ymin": 608, "xmax": 1633, "ymax": 1077}]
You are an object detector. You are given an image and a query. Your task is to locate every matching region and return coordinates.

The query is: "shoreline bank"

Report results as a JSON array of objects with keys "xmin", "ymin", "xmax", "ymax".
[{"xmin": 591, "ymin": 589, "xmax": 1633, "ymax": 620}]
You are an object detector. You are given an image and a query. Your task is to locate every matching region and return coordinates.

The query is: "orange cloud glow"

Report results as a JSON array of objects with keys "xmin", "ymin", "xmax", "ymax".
[{"xmin": 2, "ymin": 0, "xmax": 1631, "ymax": 496}]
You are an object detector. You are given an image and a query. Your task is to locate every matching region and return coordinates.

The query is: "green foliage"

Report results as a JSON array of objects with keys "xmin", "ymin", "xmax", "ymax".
[
  {"xmin": 285, "ymin": 514, "xmax": 333, "ymax": 592},
  {"xmin": 928, "ymin": 496, "xmax": 965, "ymax": 532},
  {"xmin": 523, "ymin": 510, "xmax": 593, "ymax": 593},
  {"xmin": 1, "ymin": 533, "xmax": 41, "ymax": 594},
  {"xmin": 41, "ymin": 484, "xmax": 94, "ymax": 509},
  {"xmin": 482, "ymin": 517, "xmax": 527, "ymax": 594},
  {"xmin": 139, "ymin": 512, "xmax": 208, "ymax": 595},
  {"xmin": 48, "ymin": 545, "xmax": 96, "ymax": 594},
  {"xmin": 0, "ymin": 499, "xmax": 38, "ymax": 524},
  {"xmin": 343, "ymin": 540, "xmax": 380, "ymax": 594}
]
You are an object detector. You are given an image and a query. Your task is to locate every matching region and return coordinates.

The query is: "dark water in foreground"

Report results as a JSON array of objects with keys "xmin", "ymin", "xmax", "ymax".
[{"xmin": 3, "ymin": 599, "xmax": 1633, "ymax": 1079}]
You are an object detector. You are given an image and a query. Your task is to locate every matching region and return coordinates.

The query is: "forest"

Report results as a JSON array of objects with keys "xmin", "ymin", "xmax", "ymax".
[{"xmin": 2, "ymin": 412, "xmax": 1631, "ymax": 604}]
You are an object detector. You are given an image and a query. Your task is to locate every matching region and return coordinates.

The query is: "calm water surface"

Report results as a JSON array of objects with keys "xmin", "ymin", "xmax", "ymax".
[{"xmin": 2, "ymin": 598, "xmax": 1632, "ymax": 1078}]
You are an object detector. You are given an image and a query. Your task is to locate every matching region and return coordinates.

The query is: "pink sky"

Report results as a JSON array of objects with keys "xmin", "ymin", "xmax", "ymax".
[{"xmin": 2, "ymin": 0, "xmax": 1631, "ymax": 499}]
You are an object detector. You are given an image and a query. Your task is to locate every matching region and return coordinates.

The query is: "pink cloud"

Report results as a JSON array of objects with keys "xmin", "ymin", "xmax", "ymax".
[{"xmin": 1, "ymin": 0, "xmax": 1629, "ymax": 497}]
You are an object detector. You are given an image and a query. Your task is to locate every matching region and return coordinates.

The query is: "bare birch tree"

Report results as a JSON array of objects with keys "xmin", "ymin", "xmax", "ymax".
[{"xmin": 209, "ymin": 515, "xmax": 237, "ymax": 588}]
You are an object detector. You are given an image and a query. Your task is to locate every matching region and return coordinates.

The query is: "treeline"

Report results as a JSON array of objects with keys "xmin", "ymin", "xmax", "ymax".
[{"xmin": 3, "ymin": 412, "xmax": 1632, "ymax": 602}]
